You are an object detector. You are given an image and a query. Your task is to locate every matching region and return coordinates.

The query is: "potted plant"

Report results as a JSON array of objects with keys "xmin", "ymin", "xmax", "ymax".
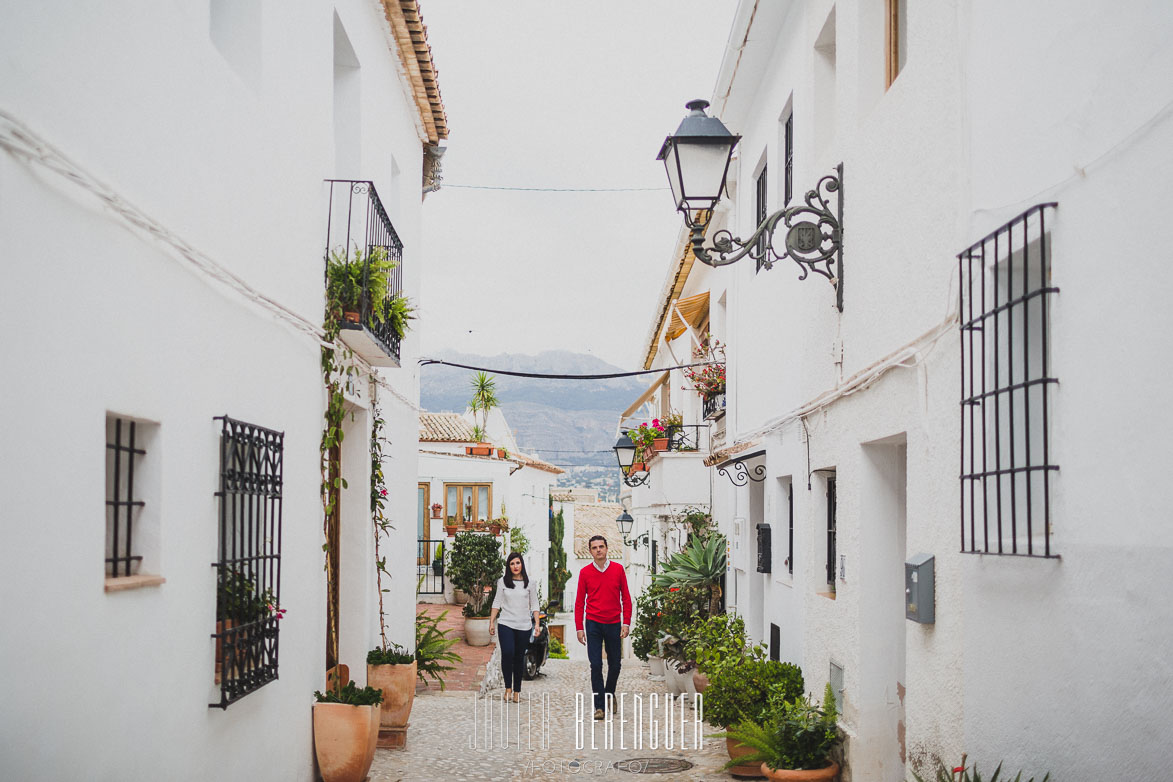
[
  {"xmin": 468, "ymin": 372, "xmax": 499, "ymax": 446},
  {"xmin": 652, "ymin": 532, "xmax": 727, "ymax": 617},
  {"xmin": 365, "ymin": 644, "xmax": 416, "ymax": 749},
  {"xmin": 326, "ymin": 246, "xmax": 394, "ymax": 326},
  {"xmin": 705, "ymin": 659, "xmax": 805, "ymax": 777},
  {"xmin": 717, "ymin": 683, "xmax": 842, "ymax": 781},
  {"xmin": 631, "ymin": 584, "xmax": 666, "ymax": 678},
  {"xmin": 448, "ymin": 531, "xmax": 504, "ymax": 646},
  {"xmin": 626, "ymin": 421, "xmax": 665, "ymax": 462},
  {"xmin": 431, "ymin": 542, "xmax": 444, "ymax": 576},
  {"xmin": 683, "ymin": 335, "xmax": 727, "ymax": 398},
  {"xmin": 415, "ymin": 608, "xmax": 462, "ymax": 690},
  {"xmin": 430, "ymin": 502, "xmax": 443, "ymax": 519},
  {"xmin": 215, "ymin": 565, "xmax": 283, "ymax": 680},
  {"xmin": 312, "ymin": 680, "xmax": 383, "ymax": 782},
  {"xmin": 444, "ymin": 515, "xmax": 458, "ymax": 537}
]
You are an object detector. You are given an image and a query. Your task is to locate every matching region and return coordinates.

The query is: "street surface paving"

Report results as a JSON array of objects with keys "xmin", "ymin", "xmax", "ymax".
[{"xmin": 370, "ymin": 657, "xmax": 735, "ymax": 782}]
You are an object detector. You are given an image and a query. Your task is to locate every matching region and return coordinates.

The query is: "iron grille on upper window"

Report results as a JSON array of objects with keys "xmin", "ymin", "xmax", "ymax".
[
  {"xmin": 211, "ymin": 416, "xmax": 284, "ymax": 709},
  {"xmin": 959, "ymin": 203, "xmax": 1059, "ymax": 557},
  {"xmin": 783, "ymin": 113, "xmax": 794, "ymax": 206},
  {"xmin": 786, "ymin": 482, "xmax": 794, "ymax": 576},
  {"xmin": 755, "ymin": 164, "xmax": 768, "ymax": 271},
  {"xmin": 826, "ymin": 475, "xmax": 837, "ymax": 586},
  {"xmin": 106, "ymin": 417, "xmax": 146, "ymax": 577}
]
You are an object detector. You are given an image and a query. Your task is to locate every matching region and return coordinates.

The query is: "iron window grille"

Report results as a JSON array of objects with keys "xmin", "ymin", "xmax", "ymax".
[
  {"xmin": 959, "ymin": 203, "xmax": 1059, "ymax": 557},
  {"xmin": 784, "ymin": 113, "xmax": 794, "ymax": 207},
  {"xmin": 826, "ymin": 476, "xmax": 837, "ymax": 586},
  {"xmin": 324, "ymin": 179, "xmax": 405, "ymax": 363},
  {"xmin": 770, "ymin": 623, "xmax": 780, "ymax": 661},
  {"xmin": 756, "ymin": 523, "xmax": 772, "ymax": 573},
  {"xmin": 106, "ymin": 417, "xmax": 146, "ymax": 577},
  {"xmin": 755, "ymin": 164, "xmax": 769, "ymax": 271},
  {"xmin": 211, "ymin": 416, "xmax": 284, "ymax": 709},
  {"xmin": 787, "ymin": 482, "xmax": 794, "ymax": 576},
  {"xmin": 702, "ymin": 392, "xmax": 726, "ymax": 421}
]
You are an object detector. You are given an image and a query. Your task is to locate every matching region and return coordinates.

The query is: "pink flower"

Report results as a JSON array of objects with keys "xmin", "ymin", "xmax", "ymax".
[
  {"xmin": 652, "ymin": 419, "xmax": 661, "ymax": 427},
  {"xmin": 379, "ymin": 488, "xmax": 388, "ymax": 497}
]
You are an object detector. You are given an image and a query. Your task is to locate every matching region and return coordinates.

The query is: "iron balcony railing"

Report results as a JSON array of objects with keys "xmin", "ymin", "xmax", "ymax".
[
  {"xmin": 417, "ymin": 538, "xmax": 444, "ymax": 595},
  {"xmin": 703, "ymin": 392, "xmax": 726, "ymax": 420},
  {"xmin": 663, "ymin": 423, "xmax": 707, "ymax": 452},
  {"xmin": 324, "ymin": 180, "xmax": 405, "ymax": 363}
]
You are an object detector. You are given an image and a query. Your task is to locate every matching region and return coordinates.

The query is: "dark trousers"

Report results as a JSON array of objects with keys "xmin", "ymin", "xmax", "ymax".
[
  {"xmin": 585, "ymin": 619, "xmax": 622, "ymax": 711},
  {"xmin": 498, "ymin": 625, "xmax": 530, "ymax": 691}
]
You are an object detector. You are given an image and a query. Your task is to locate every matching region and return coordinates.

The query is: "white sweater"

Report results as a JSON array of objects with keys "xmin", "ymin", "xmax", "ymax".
[{"xmin": 491, "ymin": 576, "xmax": 539, "ymax": 631}]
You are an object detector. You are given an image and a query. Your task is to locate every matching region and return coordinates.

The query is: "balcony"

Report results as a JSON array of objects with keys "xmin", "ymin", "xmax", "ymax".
[
  {"xmin": 324, "ymin": 180, "xmax": 405, "ymax": 366},
  {"xmin": 702, "ymin": 392, "xmax": 726, "ymax": 420},
  {"xmin": 631, "ymin": 424, "xmax": 711, "ymax": 509}
]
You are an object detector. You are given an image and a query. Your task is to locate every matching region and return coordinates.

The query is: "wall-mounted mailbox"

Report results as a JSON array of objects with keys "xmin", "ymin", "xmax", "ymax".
[
  {"xmin": 756, "ymin": 523, "xmax": 772, "ymax": 573},
  {"xmin": 905, "ymin": 553, "xmax": 935, "ymax": 623}
]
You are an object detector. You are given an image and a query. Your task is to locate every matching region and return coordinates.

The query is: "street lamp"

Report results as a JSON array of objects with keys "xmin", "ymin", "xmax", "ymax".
[
  {"xmin": 613, "ymin": 432, "xmax": 649, "ymax": 487},
  {"xmin": 615, "ymin": 510, "xmax": 649, "ymax": 550},
  {"xmin": 658, "ymin": 99, "xmax": 844, "ymax": 311}
]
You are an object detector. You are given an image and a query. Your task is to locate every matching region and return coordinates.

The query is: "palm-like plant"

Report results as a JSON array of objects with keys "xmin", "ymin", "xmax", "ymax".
[
  {"xmin": 468, "ymin": 372, "xmax": 499, "ymax": 440},
  {"xmin": 652, "ymin": 533, "xmax": 727, "ymax": 616}
]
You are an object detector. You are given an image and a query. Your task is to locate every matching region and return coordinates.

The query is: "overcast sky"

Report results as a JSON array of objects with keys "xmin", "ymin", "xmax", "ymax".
[{"xmin": 418, "ymin": 1, "xmax": 738, "ymax": 369}]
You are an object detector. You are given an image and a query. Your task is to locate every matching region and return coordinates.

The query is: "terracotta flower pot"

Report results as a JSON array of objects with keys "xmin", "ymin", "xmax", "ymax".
[
  {"xmin": 367, "ymin": 661, "xmax": 417, "ymax": 728},
  {"xmin": 692, "ymin": 670, "xmax": 710, "ymax": 693},
  {"xmin": 343, "ymin": 311, "xmax": 360, "ymax": 324},
  {"xmin": 489, "ymin": 523, "xmax": 501, "ymax": 535},
  {"xmin": 430, "ymin": 505, "xmax": 442, "ymax": 519},
  {"xmin": 726, "ymin": 737, "xmax": 766, "ymax": 778},
  {"xmin": 312, "ymin": 702, "xmax": 379, "ymax": 782},
  {"xmin": 444, "ymin": 525, "xmax": 457, "ymax": 537},
  {"xmin": 453, "ymin": 588, "xmax": 468, "ymax": 605},
  {"xmin": 653, "ymin": 437, "xmax": 669, "ymax": 451},
  {"xmin": 759, "ymin": 760, "xmax": 840, "ymax": 781}
]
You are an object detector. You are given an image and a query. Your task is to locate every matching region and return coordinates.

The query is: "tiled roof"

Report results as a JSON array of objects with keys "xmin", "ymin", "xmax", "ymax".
[
  {"xmin": 382, "ymin": 0, "xmax": 448, "ymax": 143},
  {"xmin": 419, "ymin": 412, "xmax": 476, "ymax": 442},
  {"xmin": 572, "ymin": 503, "xmax": 626, "ymax": 559},
  {"xmin": 512, "ymin": 452, "xmax": 565, "ymax": 475}
]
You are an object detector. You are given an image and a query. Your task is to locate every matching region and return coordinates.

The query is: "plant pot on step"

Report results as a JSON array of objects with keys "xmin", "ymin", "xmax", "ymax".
[
  {"xmin": 489, "ymin": 523, "xmax": 502, "ymax": 535},
  {"xmin": 759, "ymin": 760, "xmax": 840, "ymax": 781},
  {"xmin": 464, "ymin": 616, "xmax": 491, "ymax": 647},
  {"xmin": 367, "ymin": 661, "xmax": 417, "ymax": 749},
  {"xmin": 648, "ymin": 655, "xmax": 666, "ymax": 681},
  {"xmin": 725, "ymin": 737, "xmax": 767, "ymax": 779},
  {"xmin": 312, "ymin": 702, "xmax": 379, "ymax": 782},
  {"xmin": 342, "ymin": 311, "xmax": 360, "ymax": 324},
  {"xmin": 453, "ymin": 588, "xmax": 469, "ymax": 605}
]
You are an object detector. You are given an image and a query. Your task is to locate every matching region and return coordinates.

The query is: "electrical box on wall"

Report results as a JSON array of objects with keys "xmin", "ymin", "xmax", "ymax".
[
  {"xmin": 905, "ymin": 553, "xmax": 935, "ymax": 623},
  {"xmin": 756, "ymin": 523, "xmax": 771, "ymax": 573}
]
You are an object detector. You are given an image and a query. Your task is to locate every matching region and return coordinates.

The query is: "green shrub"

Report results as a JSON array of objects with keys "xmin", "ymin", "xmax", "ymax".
[
  {"xmin": 684, "ymin": 612, "xmax": 766, "ymax": 678},
  {"xmin": 549, "ymin": 634, "xmax": 568, "ymax": 659},
  {"xmin": 367, "ymin": 643, "xmax": 414, "ymax": 665},
  {"xmin": 314, "ymin": 681, "xmax": 384, "ymax": 706},
  {"xmin": 703, "ymin": 659, "xmax": 804, "ymax": 729},
  {"xmin": 912, "ymin": 756, "xmax": 1051, "ymax": 782},
  {"xmin": 415, "ymin": 609, "xmax": 462, "ymax": 690},
  {"xmin": 449, "ymin": 531, "xmax": 504, "ymax": 615}
]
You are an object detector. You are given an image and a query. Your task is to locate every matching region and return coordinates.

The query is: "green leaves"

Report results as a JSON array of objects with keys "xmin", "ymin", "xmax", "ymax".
[
  {"xmin": 366, "ymin": 644, "xmax": 414, "ymax": 665},
  {"xmin": 652, "ymin": 532, "xmax": 727, "ymax": 616},
  {"xmin": 415, "ymin": 610, "xmax": 462, "ymax": 690},
  {"xmin": 447, "ymin": 531, "xmax": 505, "ymax": 615},
  {"xmin": 314, "ymin": 681, "xmax": 384, "ymax": 706}
]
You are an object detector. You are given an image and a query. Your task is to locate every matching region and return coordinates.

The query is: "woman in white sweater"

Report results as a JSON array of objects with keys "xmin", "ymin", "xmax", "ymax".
[{"xmin": 489, "ymin": 551, "xmax": 540, "ymax": 702}]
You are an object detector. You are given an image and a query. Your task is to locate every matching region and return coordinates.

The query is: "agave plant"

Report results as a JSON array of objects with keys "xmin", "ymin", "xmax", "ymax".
[{"xmin": 652, "ymin": 532, "xmax": 726, "ymax": 616}]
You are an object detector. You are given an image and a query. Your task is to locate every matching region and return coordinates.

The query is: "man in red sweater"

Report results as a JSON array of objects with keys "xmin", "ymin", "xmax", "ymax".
[{"xmin": 575, "ymin": 535, "xmax": 632, "ymax": 720}]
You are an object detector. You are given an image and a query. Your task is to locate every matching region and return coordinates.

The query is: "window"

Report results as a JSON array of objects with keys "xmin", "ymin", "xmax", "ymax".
[
  {"xmin": 959, "ymin": 203, "xmax": 1058, "ymax": 557},
  {"xmin": 105, "ymin": 415, "xmax": 162, "ymax": 589},
  {"xmin": 211, "ymin": 416, "xmax": 284, "ymax": 709},
  {"xmin": 787, "ymin": 481, "xmax": 794, "ymax": 576},
  {"xmin": 770, "ymin": 623, "xmax": 780, "ymax": 661},
  {"xmin": 783, "ymin": 111, "xmax": 794, "ymax": 206},
  {"xmin": 445, "ymin": 483, "xmax": 492, "ymax": 524},
  {"xmin": 885, "ymin": 0, "xmax": 907, "ymax": 87},
  {"xmin": 754, "ymin": 163, "xmax": 769, "ymax": 271},
  {"xmin": 826, "ymin": 475, "xmax": 837, "ymax": 587}
]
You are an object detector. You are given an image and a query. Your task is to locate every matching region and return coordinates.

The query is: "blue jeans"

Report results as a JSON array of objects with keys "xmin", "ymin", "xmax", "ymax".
[
  {"xmin": 585, "ymin": 619, "xmax": 622, "ymax": 711},
  {"xmin": 498, "ymin": 625, "xmax": 530, "ymax": 691}
]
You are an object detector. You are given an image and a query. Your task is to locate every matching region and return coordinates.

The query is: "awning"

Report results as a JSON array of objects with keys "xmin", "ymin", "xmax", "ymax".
[
  {"xmin": 665, "ymin": 291, "xmax": 710, "ymax": 342},
  {"xmin": 713, "ymin": 449, "xmax": 766, "ymax": 486},
  {"xmin": 618, "ymin": 370, "xmax": 670, "ymax": 424}
]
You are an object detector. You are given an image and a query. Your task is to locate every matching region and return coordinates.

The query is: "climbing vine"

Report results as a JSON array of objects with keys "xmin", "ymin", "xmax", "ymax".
[{"xmin": 370, "ymin": 401, "xmax": 393, "ymax": 651}]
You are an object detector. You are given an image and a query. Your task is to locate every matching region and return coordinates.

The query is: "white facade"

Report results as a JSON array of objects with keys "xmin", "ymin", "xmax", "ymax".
[
  {"xmin": 628, "ymin": 2, "xmax": 1173, "ymax": 780},
  {"xmin": 0, "ymin": 1, "xmax": 443, "ymax": 779}
]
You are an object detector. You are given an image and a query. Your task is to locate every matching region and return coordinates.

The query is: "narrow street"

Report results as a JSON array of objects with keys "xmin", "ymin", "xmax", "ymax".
[{"xmin": 374, "ymin": 653, "xmax": 729, "ymax": 781}]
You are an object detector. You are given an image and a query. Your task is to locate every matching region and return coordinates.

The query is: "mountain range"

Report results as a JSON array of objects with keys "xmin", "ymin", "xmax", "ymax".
[{"xmin": 419, "ymin": 350, "xmax": 647, "ymax": 473}]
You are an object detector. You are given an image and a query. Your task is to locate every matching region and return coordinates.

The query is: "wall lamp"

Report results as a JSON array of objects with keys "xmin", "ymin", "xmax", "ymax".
[
  {"xmin": 612, "ymin": 432, "xmax": 650, "ymax": 488},
  {"xmin": 615, "ymin": 510, "xmax": 650, "ymax": 550},
  {"xmin": 658, "ymin": 99, "xmax": 844, "ymax": 311}
]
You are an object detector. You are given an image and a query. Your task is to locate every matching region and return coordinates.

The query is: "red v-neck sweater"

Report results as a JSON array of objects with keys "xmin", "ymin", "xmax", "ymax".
[{"xmin": 575, "ymin": 561, "xmax": 632, "ymax": 630}]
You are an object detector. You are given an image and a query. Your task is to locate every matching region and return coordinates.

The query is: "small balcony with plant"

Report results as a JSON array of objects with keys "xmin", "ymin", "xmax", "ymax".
[
  {"xmin": 684, "ymin": 335, "xmax": 726, "ymax": 420},
  {"xmin": 323, "ymin": 180, "xmax": 416, "ymax": 366},
  {"xmin": 625, "ymin": 412, "xmax": 711, "ymax": 507}
]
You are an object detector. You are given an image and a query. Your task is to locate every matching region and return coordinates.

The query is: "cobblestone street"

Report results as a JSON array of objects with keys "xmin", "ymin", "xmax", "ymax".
[{"xmin": 372, "ymin": 627, "xmax": 734, "ymax": 782}]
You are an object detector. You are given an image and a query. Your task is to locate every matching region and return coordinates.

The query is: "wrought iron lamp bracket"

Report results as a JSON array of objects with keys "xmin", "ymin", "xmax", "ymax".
[
  {"xmin": 691, "ymin": 163, "xmax": 844, "ymax": 312},
  {"xmin": 623, "ymin": 532, "xmax": 650, "ymax": 550},
  {"xmin": 622, "ymin": 469, "xmax": 650, "ymax": 488}
]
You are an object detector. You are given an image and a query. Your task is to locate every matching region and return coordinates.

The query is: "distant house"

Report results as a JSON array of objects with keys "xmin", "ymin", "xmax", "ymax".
[{"xmin": 418, "ymin": 411, "xmax": 562, "ymax": 604}]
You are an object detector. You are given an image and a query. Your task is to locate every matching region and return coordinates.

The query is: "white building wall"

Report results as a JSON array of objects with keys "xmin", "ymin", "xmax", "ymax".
[
  {"xmin": 690, "ymin": 1, "xmax": 1173, "ymax": 780},
  {"xmin": 0, "ymin": 2, "xmax": 434, "ymax": 779}
]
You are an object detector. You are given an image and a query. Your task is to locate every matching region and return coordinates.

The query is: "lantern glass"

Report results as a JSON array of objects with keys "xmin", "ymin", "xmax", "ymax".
[
  {"xmin": 613, "ymin": 433, "xmax": 636, "ymax": 471},
  {"xmin": 616, "ymin": 512, "xmax": 634, "ymax": 536},
  {"xmin": 673, "ymin": 139, "xmax": 736, "ymax": 206}
]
